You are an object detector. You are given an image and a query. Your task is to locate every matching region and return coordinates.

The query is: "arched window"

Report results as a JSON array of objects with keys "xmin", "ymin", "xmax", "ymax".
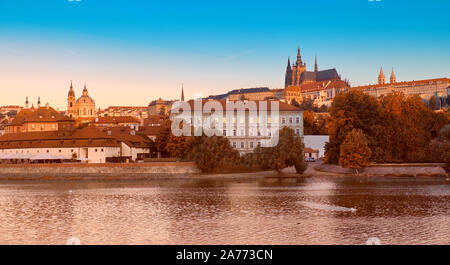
[
  {"xmin": 83, "ymin": 108, "xmax": 86, "ymax": 115},
  {"xmin": 69, "ymin": 102, "xmax": 73, "ymax": 108}
]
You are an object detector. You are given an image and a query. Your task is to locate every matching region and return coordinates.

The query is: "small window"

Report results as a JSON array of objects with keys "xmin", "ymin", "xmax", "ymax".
[
  {"xmin": 95, "ymin": 149, "xmax": 98, "ymax": 152},
  {"xmin": 46, "ymin": 150, "xmax": 49, "ymax": 153},
  {"xmin": 59, "ymin": 150, "xmax": 61, "ymax": 153},
  {"xmin": 289, "ymin": 117, "xmax": 293, "ymax": 124},
  {"xmin": 240, "ymin": 142, "xmax": 244, "ymax": 148},
  {"xmin": 296, "ymin": 117, "xmax": 300, "ymax": 123},
  {"xmin": 282, "ymin": 118, "xmax": 286, "ymax": 124},
  {"xmin": 101, "ymin": 149, "xmax": 104, "ymax": 152},
  {"xmin": 250, "ymin": 142, "xmax": 254, "ymax": 148},
  {"xmin": 232, "ymin": 142, "xmax": 236, "ymax": 148}
]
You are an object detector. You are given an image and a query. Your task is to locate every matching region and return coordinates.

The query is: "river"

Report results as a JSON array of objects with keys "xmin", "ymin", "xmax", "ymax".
[{"xmin": 0, "ymin": 175, "xmax": 448, "ymax": 244}]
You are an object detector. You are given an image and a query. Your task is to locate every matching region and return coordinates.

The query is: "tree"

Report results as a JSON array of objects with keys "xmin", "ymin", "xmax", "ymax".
[
  {"xmin": 155, "ymin": 120, "xmax": 172, "ymax": 157},
  {"xmin": 166, "ymin": 134, "xmax": 190, "ymax": 159},
  {"xmin": 339, "ymin": 129, "xmax": 372, "ymax": 175},
  {"xmin": 186, "ymin": 136, "xmax": 240, "ymax": 173},
  {"xmin": 251, "ymin": 127, "xmax": 307, "ymax": 173},
  {"xmin": 325, "ymin": 89, "xmax": 384, "ymax": 164},
  {"xmin": 429, "ymin": 95, "xmax": 438, "ymax": 110},
  {"xmin": 429, "ymin": 125, "xmax": 450, "ymax": 162}
]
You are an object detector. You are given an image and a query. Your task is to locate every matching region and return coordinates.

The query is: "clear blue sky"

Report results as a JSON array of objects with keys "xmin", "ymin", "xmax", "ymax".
[{"xmin": 1, "ymin": 0, "xmax": 449, "ymax": 109}]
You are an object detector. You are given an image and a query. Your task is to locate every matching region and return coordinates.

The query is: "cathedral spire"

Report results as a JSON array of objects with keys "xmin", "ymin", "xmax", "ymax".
[
  {"xmin": 314, "ymin": 55, "xmax": 318, "ymax": 72},
  {"xmin": 378, "ymin": 67, "xmax": 386, "ymax": 85},
  {"xmin": 286, "ymin": 57, "xmax": 291, "ymax": 70},
  {"xmin": 181, "ymin": 83, "xmax": 185, "ymax": 101},
  {"xmin": 37, "ymin": 97, "xmax": 41, "ymax": 108},
  {"xmin": 25, "ymin": 96, "xmax": 29, "ymax": 109},
  {"xmin": 390, "ymin": 67, "xmax": 396, "ymax": 83},
  {"xmin": 296, "ymin": 46, "xmax": 302, "ymax": 66}
]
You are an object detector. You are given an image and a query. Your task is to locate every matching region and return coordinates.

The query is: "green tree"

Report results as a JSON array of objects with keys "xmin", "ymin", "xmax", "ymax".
[
  {"xmin": 252, "ymin": 127, "xmax": 307, "ymax": 173},
  {"xmin": 339, "ymin": 129, "xmax": 372, "ymax": 175},
  {"xmin": 186, "ymin": 136, "xmax": 240, "ymax": 173}
]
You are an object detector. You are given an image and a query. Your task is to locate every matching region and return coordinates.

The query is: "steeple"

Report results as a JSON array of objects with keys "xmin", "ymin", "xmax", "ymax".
[
  {"xmin": 378, "ymin": 67, "xmax": 385, "ymax": 85},
  {"xmin": 37, "ymin": 97, "xmax": 41, "ymax": 108},
  {"xmin": 314, "ymin": 55, "xmax": 318, "ymax": 73},
  {"xmin": 25, "ymin": 96, "xmax": 29, "ymax": 108},
  {"xmin": 390, "ymin": 67, "xmax": 396, "ymax": 83},
  {"xmin": 296, "ymin": 46, "xmax": 303, "ymax": 66},
  {"xmin": 285, "ymin": 57, "xmax": 293, "ymax": 88},
  {"xmin": 181, "ymin": 83, "xmax": 185, "ymax": 101},
  {"xmin": 68, "ymin": 80, "xmax": 75, "ymax": 97},
  {"xmin": 82, "ymin": 83, "xmax": 88, "ymax": 96}
]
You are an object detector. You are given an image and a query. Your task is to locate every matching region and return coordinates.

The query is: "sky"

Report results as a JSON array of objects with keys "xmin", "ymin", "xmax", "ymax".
[{"xmin": 1, "ymin": 0, "xmax": 449, "ymax": 110}]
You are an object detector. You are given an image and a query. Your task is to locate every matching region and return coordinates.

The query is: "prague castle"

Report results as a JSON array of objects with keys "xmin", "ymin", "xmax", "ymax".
[
  {"xmin": 284, "ymin": 47, "xmax": 348, "ymax": 106},
  {"xmin": 352, "ymin": 67, "xmax": 450, "ymax": 102},
  {"xmin": 284, "ymin": 47, "xmax": 341, "ymax": 88}
]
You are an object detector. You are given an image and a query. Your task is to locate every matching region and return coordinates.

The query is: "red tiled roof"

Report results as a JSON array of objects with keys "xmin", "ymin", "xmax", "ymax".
[
  {"xmin": 92, "ymin": 116, "xmax": 140, "ymax": 124},
  {"xmin": 9, "ymin": 107, "xmax": 67, "ymax": 126}
]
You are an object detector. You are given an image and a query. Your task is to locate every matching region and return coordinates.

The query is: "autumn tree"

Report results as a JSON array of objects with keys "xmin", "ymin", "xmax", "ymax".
[
  {"xmin": 166, "ymin": 134, "xmax": 190, "ymax": 159},
  {"xmin": 428, "ymin": 95, "xmax": 438, "ymax": 110},
  {"xmin": 325, "ymin": 89, "xmax": 384, "ymax": 164},
  {"xmin": 339, "ymin": 129, "xmax": 372, "ymax": 175},
  {"xmin": 380, "ymin": 92, "xmax": 447, "ymax": 162},
  {"xmin": 155, "ymin": 120, "xmax": 172, "ymax": 157}
]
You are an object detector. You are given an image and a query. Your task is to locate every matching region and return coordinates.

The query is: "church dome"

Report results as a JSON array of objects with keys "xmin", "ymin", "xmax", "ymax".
[{"xmin": 76, "ymin": 85, "xmax": 95, "ymax": 104}]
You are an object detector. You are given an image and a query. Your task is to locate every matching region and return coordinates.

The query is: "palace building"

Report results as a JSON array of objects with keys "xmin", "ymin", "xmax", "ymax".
[
  {"xmin": 4, "ymin": 97, "xmax": 66, "ymax": 134},
  {"xmin": 352, "ymin": 68, "xmax": 450, "ymax": 104},
  {"xmin": 66, "ymin": 81, "xmax": 96, "ymax": 123}
]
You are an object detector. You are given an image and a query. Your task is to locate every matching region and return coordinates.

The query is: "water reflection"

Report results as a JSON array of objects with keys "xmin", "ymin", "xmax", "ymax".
[{"xmin": 0, "ymin": 176, "xmax": 448, "ymax": 244}]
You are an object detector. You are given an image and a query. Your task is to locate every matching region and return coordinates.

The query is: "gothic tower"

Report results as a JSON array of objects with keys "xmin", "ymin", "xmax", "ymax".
[
  {"xmin": 314, "ymin": 55, "xmax": 318, "ymax": 73},
  {"xmin": 378, "ymin": 67, "xmax": 385, "ymax": 85},
  {"xmin": 293, "ymin": 46, "xmax": 306, "ymax": 85},
  {"xmin": 181, "ymin": 83, "xmax": 185, "ymax": 101},
  {"xmin": 284, "ymin": 57, "xmax": 292, "ymax": 88},
  {"xmin": 67, "ymin": 80, "xmax": 76, "ymax": 118},
  {"xmin": 390, "ymin": 68, "xmax": 396, "ymax": 84}
]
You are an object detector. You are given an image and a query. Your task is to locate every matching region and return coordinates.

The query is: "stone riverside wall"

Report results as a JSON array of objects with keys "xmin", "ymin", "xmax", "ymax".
[
  {"xmin": 314, "ymin": 163, "xmax": 448, "ymax": 176},
  {"xmin": 0, "ymin": 162, "xmax": 200, "ymax": 180}
]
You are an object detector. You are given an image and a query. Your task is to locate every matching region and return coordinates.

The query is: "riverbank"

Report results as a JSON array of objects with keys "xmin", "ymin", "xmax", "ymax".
[
  {"xmin": 0, "ymin": 160, "xmax": 448, "ymax": 181},
  {"xmin": 0, "ymin": 162, "xmax": 200, "ymax": 180},
  {"xmin": 312, "ymin": 161, "xmax": 448, "ymax": 177}
]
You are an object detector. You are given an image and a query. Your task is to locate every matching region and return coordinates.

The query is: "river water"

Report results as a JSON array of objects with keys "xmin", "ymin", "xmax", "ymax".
[{"xmin": 0, "ymin": 175, "xmax": 448, "ymax": 245}]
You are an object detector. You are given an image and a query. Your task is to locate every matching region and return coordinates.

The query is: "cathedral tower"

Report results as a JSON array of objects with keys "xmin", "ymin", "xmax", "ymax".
[
  {"xmin": 314, "ymin": 55, "xmax": 318, "ymax": 73},
  {"xmin": 390, "ymin": 68, "xmax": 396, "ymax": 84},
  {"xmin": 378, "ymin": 67, "xmax": 386, "ymax": 85},
  {"xmin": 284, "ymin": 57, "xmax": 292, "ymax": 88}
]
